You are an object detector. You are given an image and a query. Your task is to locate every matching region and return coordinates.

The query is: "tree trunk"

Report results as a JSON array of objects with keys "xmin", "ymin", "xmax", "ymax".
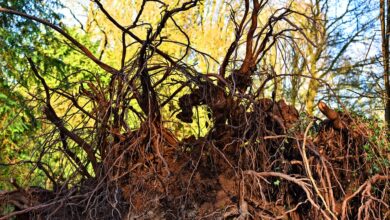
[
  {"xmin": 306, "ymin": 78, "xmax": 320, "ymax": 115},
  {"xmin": 305, "ymin": 49, "xmax": 320, "ymax": 115},
  {"xmin": 380, "ymin": 0, "xmax": 390, "ymax": 134}
]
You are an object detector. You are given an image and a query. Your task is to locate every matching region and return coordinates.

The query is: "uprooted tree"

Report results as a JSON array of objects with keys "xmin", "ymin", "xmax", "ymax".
[{"xmin": 0, "ymin": 0, "xmax": 389, "ymax": 219}]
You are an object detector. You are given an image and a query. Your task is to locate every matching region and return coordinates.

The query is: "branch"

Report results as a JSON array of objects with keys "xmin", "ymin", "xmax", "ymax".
[
  {"xmin": 219, "ymin": 0, "xmax": 250, "ymax": 78},
  {"xmin": 27, "ymin": 58, "xmax": 98, "ymax": 175},
  {"xmin": 0, "ymin": 7, "xmax": 119, "ymax": 74}
]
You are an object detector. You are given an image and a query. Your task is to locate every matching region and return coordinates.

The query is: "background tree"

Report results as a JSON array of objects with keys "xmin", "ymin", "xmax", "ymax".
[
  {"xmin": 380, "ymin": 0, "xmax": 390, "ymax": 132},
  {"xmin": 281, "ymin": 0, "xmax": 377, "ymax": 114}
]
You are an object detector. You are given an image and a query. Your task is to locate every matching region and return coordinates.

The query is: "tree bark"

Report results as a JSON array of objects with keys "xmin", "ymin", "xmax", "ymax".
[
  {"xmin": 306, "ymin": 78, "xmax": 320, "ymax": 115},
  {"xmin": 380, "ymin": 0, "xmax": 390, "ymax": 134}
]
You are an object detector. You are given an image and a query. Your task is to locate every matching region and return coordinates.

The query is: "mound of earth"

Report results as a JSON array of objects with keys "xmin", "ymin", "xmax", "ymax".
[{"xmin": 0, "ymin": 100, "xmax": 388, "ymax": 220}]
